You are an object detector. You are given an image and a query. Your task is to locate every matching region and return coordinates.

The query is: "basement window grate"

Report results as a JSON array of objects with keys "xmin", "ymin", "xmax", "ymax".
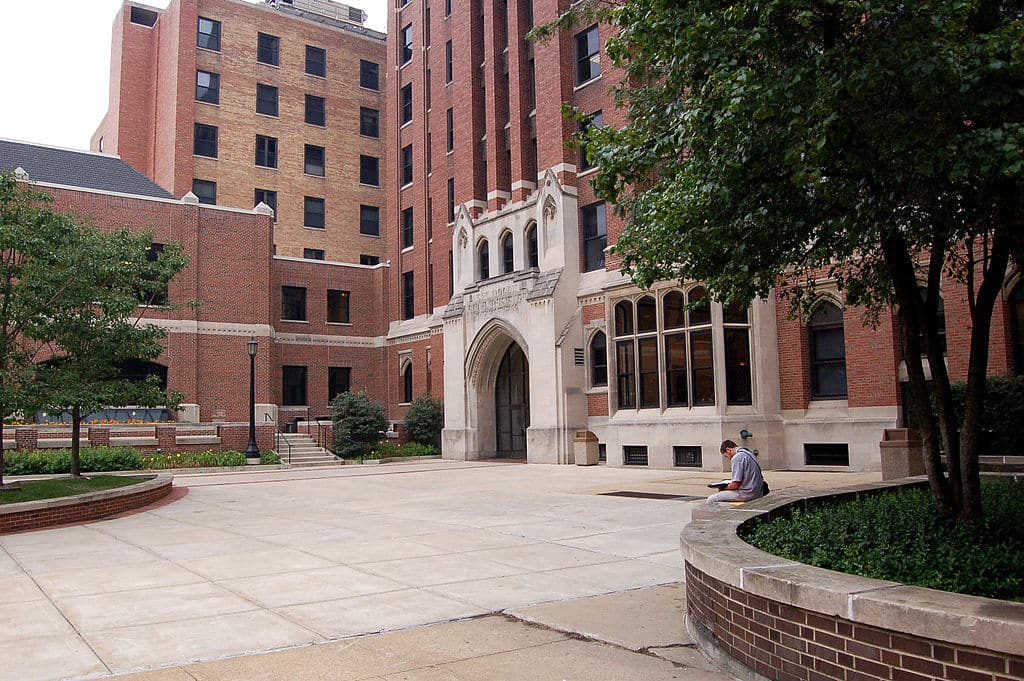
[{"xmin": 623, "ymin": 445, "xmax": 648, "ymax": 466}]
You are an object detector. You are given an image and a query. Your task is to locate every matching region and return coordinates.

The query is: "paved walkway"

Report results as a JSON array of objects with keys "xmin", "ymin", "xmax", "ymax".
[{"xmin": 0, "ymin": 460, "xmax": 881, "ymax": 680}]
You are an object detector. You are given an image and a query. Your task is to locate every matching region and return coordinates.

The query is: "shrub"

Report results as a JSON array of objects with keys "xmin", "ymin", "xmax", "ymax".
[
  {"xmin": 949, "ymin": 375, "xmax": 1024, "ymax": 455},
  {"xmin": 3, "ymin": 447, "xmax": 143, "ymax": 475},
  {"xmin": 741, "ymin": 477, "xmax": 1024, "ymax": 600},
  {"xmin": 142, "ymin": 450, "xmax": 245, "ymax": 469},
  {"xmin": 368, "ymin": 440, "xmax": 439, "ymax": 459},
  {"xmin": 404, "ymin": 394, "xmax": 444, "ymax": 448},
  {"xmin": 331, "ymin": 390, "xmax": 388, "ymax": 459},
  {"xmin": 260, "ymin": 450, "xmax": 281, "ymax": 465}
]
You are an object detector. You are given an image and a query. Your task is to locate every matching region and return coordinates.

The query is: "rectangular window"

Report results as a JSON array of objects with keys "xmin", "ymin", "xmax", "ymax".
[
  {"xmin": 445, "ymin": 40, "xmax": 453, "ymax": 83},
  {"xmin": 446, "ymin": 108, "xmax": 454, "ymax": 151},
  {"xmin": 360, "ymin": 59, "xmax": 379, "ymax": 90},
  {"xmin": 256, "ymin": 83, "xmax": 278, "ymax": 116},
  {"xmin": 426, "ymin": 133, "xmax": 432, "ymax": 174},
  {"xmin": 197, "ymin": 16, "xmax": 221, "ymax": 51},
  {"xmin": 400, "ymin": 84, "xmax": 413, "ymax": 125},
  {"xmin": 195, "ymin": 70, "xmax": 219, "ymax": 104},
  {"xmin": 674, "ymin": 446, "xmax": 703, "ymax": 468},
  {"xmin": 191, "ymin": 179, "xmax": 216, "ymax": 205},
  {"xmin": 193, "ymin": 123, "xmax": 218, "ymax": 157},
  {"xmin": 448, "ymin": 250, "xmax": 454, "ymax": 296},
  {"xmin": 402, "ymin": 271, "xmax": 415, "ymax": 320},
  {"xmin": 360, "ymin": 107, "xmax": 379, "ymax": 137},
  {"xmin": 359, "ymin": 205, "xmax": 380, "ymax": 236},
  {"xmin": 305, "ymin": 45, "xmax": 326, "ymax": 77},
  {"xmin": 304, "ymin": 197, "xmax": 325, "ymax": 228},
  {"xmin": 401, "ymin": 144, "xmax": 413, "ymax": 185},
  {"xmin": 327, "ymin": 289, "xmax": 350, "ymax": 324},
  {"xmin": 623, "ymin": 445, "xmax": 648, "ymax": 466},
  {"xmin": 616, "ymin": 340, "xmax": 636, "ymax": 409},
  {"xmin": 445, "ymin": 0, "xmax": 451, "ymax": 16},
  {"xmin": 401, "ymin": 207, "xmax": 414, "ymax": 249},
  {"xmin": 304, "ymin": 144, "xmax": 325, "ymax": 176},
  {"xmin": 282, "ymin": 366, "xmax": 307, "ymax": 406},
  {"xmin": 360, "ymin": 155, "xmax": 379, "ymax": 186},
  {"xmin": 581, "ymin": 202, "xmax": 607, "ymax": 272},
  {"xmin": 257, "ymin": 32, "xmax": 280, "ymax": 66},
  {"xmin": 130, "ymin": 6, "xmax": 158, "ymax": 26},
  {"xmin": 138, "ymin": 242, "xmax": 168, "ymax": 306},
  {"xmin": 691, "ymin": 329, "xmax": 715, "ymax": 406},
  {"xmin": 281, "ymin": 286, "xmax": 307, "ymax": 321},
  {"xmin": 303, "ymin": 248, "xmax": 325, "ymax": 260},
  {"xmin": 401, "ymin": 24, "xmax": 413, "ymax": 64},
  {"xmin": 447, "ymin": 177, "xmax": 455, "ymax": 223},
  {"xmin": 725, "ymin": 328, "xmax": 752, "ymax": 405},
  {"xmin": 426, "ymin": 69, "xmax": 432, "ymax": 109},
  {"xmin": 665, "ymin": 333, "xmax": 688, "ymax": 406},
  {"xmin": 255, "ymin": 135, "xmax": 277, "ymax": 168},
  {"xmin": 638, "ymin": 337, "xmax": 659, "ymax": 408},
  {"xmin": 804, "ymin": 443, "xmax": 850, "ymax": 466},
  {"xmin": 575, "ymin": 25, "xmax": 601, "ymax": 84},
  {"xmin": 254, "ymin": 189, "xmax": 277, "ymax": 220},
  {"xmin": 360, "ymin": 254, "xmax": 380, "ymax": 266},
  {"xmin": 328, "ymin": 367, "xmax": 351, "ymax": 402},
  {"xmin": 579, "ymin": 111, "xmax": 602, "ymax": 171},
  {"xmin": 305, "ymin": 95, "xmax": 326, "ymax": 126}
]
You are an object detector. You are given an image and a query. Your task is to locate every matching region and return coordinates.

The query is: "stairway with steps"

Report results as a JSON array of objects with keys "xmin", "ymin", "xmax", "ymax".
[{"xmin": 274, "ymin": 433, "xmax": 342, "ymax": 467}]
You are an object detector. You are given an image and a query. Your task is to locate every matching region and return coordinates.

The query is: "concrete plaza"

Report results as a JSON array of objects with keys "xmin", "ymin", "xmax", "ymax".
[{"xmin": 0, "ymin": 460, "xmax": 881, "ymax": 680}]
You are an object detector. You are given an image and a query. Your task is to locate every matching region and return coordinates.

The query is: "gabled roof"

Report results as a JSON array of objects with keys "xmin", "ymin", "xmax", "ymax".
[{"xmin": 0, "ymin": 138, "xmax": 176, "ymax": 200}]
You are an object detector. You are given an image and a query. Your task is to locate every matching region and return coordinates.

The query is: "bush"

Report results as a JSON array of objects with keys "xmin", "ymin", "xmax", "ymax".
[
  {"xmin": 331, "ymin": 390, "xmax": 388, "ymax": 459},
  {"xmin": 142, "ymin": 450, "xmax": 245, "ymax": 469},
  {"xmin": 260, "ymin": 450, "xmax": 281, "ymax": 465},
  {"xmin": 368, "ymin": 440, "xmax": 439, "ymax": 459},
  {"xmin": 949, "ymin": 375, "xmax": 1024, "ymax": 455},
  {"xmin": 3, "ymin": 447, "xmax": 143, "ymax": 475},
  {"xmin": 404, "ymin": 394, "xmax": 444, "ymax": 448},
  {"xmin": 741, "ymin": 477, "xmax": 1024, "ymax": 600}
]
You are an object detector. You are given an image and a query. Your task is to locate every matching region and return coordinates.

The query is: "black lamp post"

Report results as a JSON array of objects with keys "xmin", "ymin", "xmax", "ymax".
[{"xmin": 245, "ymin": 339, "xmax": 260, "ymax": 461}]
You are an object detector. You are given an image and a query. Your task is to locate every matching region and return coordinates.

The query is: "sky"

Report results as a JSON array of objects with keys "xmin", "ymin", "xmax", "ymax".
[{"xmin": 0, "ymin": 0, "xmax": 387, "ymax": 151}]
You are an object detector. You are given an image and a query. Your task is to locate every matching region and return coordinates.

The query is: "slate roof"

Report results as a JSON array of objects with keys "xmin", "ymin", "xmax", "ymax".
[{"xmin": 0, "ymin": 139, "xmax": 176, "ymax": 200}]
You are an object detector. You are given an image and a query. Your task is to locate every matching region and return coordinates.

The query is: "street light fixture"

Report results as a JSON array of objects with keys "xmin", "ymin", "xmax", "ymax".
[{"xmin": 245, "ymin": 339, "xmax": 260, "ymax": 461}]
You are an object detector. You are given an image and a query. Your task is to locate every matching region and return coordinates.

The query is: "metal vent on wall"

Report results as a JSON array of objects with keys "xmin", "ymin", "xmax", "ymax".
[
  {"xmin": 804, "ymin": 443, "xmax": 850, "ymax": 466},
  {"xmin": 574, "ymin": 348, "xmax": 584, "ymax": 366},
  {"xmin": 623, "ymin": 445, "xmax": 648, "ymax": 466},
  {"xmin": 674, "ymin": 445, "xmax": 702, "ymax": 468}
]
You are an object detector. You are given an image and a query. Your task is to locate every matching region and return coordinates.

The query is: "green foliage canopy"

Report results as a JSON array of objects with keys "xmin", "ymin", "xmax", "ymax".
[
  {"xmin": 330, "ymin": 390, "xmax": 388, "ymax": 459},
  {"xmin": 403, "ymin": 394, "xmax": 444, "ymax": 448}
]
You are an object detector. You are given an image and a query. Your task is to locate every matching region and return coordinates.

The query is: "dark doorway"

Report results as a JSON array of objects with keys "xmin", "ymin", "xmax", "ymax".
[{"xmin": 495, "ymin": 343, "xmax": 529, "ymax": 458}]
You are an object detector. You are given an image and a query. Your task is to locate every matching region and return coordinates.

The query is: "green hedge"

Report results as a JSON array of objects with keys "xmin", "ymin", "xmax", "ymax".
[
  {"xmin": 367, "ymin": 441, "xmax": 439, "ymax": 460},
  {"xmin": 741, "ymin": 477, "xmax": 1024, "ymax": 600},
  {"xmin": 2, "ymin": 447, "xmax": 280, "ymax": 474}
]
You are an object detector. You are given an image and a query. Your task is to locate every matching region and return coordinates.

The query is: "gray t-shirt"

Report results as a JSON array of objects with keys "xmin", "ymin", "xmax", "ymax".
[{"xmin": 730, "ymin": 448, "xmax": 764, "ymax": 500}]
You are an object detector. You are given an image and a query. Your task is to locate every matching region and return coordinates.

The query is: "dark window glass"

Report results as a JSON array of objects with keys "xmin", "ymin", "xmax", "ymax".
[
  {"xmin": 328, "ymin": 367, "xmax": 351, "ymax": 401},
  {"xmin": 130, "ymin": 6, "xmax": 158, "ymax": 26},
  {"xmin": 254, "ymin": 189, "xmax": 277, "ymax": 220},
  {"xmin": 688, "ymin": 286, "xmax": 711, "ymax": 325},
  {"xmin": 447, "ymin": 178, "xmax": 455, "ymax": 223},
  {"xmin": 328, "ymin": 289, "xmax": 350, "ymax": 323},
  {"xmin": 501, "ymin": 233, "xmax": 514, "ymax": 273},
  {"xmin": 614, "ymin": 300, "xmax": 634, "ymax": 336},
  {"xmin": 401, "ymin": 24, "xmax": 413, "ymax": 64},
  {"xmin": 724, "ymin": 299, "xmax": 749, "ymax": 323},
  {"xmin": 360, "ymin": 155, "xmax": 379, "ymax": 185},
  {"xmin": 402, "ymin": 271, "xmax": 415, "ymax": 319},
  {"xmin": 304, "ymin": 197, "xmax": 325, "ymax": 228},
  {"xmin": 445, "ymin": 0, "xmax": 452, "ymax": 16},
  {"xmin": 360, "ymin": 59, "xmax": 379, "ymax": 90},
  {"xmin": 616, "ymin": 340, "xmax": 636, "ymax": 409},
  {"xmin": 303, "ymin": 248, "xmax": 324, "ymax": 260},
  {"xmin": 401, "ymin": 207, "xmax": 414, "ymax": 249},
  {"xmin": 674, "ymin": 446, "xmax": 703, "ymax": 467},
  {"xmin": 193, "ymin": 123, "xmax": 218, "ymax": 157},
  {"xmin": 304, "ymin": 145, "xmax": 325, "ymax": 176},
  {"xmin": 579, "ymin": 111, "xmax": 602, "ymax": 171},
  {"xmin": 282, "ymin": 366, "xmax": 307, "ymax": 406},
  {"xmin": 575, "ymin": 25, "xmax": 601, "ymax": 84},
  {"xmin": 360, "ymin": 254, "xmax": 380, "ymax": 266},
  {"xmin": 637, "ymin": 295, "xmax": 656, "ymax": 333},
  {"xmin": 306, "ymin": 95, "xmax": 326, "ymax": 126},
  {"xmin": 445, "ymin": 40, "xmax": 453, "ymax": 82},
  {"xmin": 691, "ymin": 329, "xmax": 715, "ymax": 405},
  {"xmin": 665, "ymin": 333, "xmax": 688, "ymax": 406},
  {"xmin": 623, "ymin": 446, "xmax": 648, "ymax": 465},
  {"xmin": 590, "ymin": 331, "xmax": 607, "ymax": 387},
  {"xmin": 638, "ymin": 337, "xmax": 659, "ymax": 408},
  {"xmin": 360, "ymin": 205, "xmax": 380, "ymax": 236},
  {"xmin": 305, "ymin": 45, "xmax": 326, "ymax": 76},
  {"xmin": 191, "ymin": 179, "xmax": 216, "ymax": 205},
  {"xmin": 140, "ymin": 243, "xmax": 167, "ymax": 305},
  {"xmin": 360, "ymin": 107, "xmax": 379, "ymax": 137},
  {"xmin": 581, "ymin": 202, "xmax": 607, "ymax": 272},
  {"xmin": 809, "ymin": 302, "xmax": 848, "ymax": 399},
  {"xmin": 401, "ymin": 84, "xmax": 413, "ymax": 124},
  {"xmin": 478, "ymin": 240, "xmax": 490, "ymax": 280},
  {"xmin": 256, "ymin": 83, "xmax": 278, "ymax": 116},
  {"xmin": 402, "ymin": 363, "xmax": 414, "ymax": 402},
  {"xmin": 725, "ymin": 328, "xmax": 752, "ymax": 405},
  {"xmin": 197, "ymin": 16, "xmax": 221, "ymax": 51},
  {"xmin": 804, "ymin": 443, "xmax": 850, "ymax": 466},
  {"xmin": 196, "ymin": 70, "xmax": 219, "ymax": 104},
  {"xmin": 281, "ymin": 286, "xmax": 306, "ymax": 320},
  {"xmin": 257, "ymin": 32, "xmax": 280, "ymax": 66},
  {"xmin": 446, "ymin": 108, "xmax": 454, "ymax": 151},
  {"xmin": 663, "ymin": 291, "xmax": 686, "ymax": 329},
  {"xmin": 255, "ymin": 135, "xmax": 277, "ymax": 167},
  {"xmin": 526, "ymin": 224, "xmax": 538, "ymax": 268},
  {"xmin": 401, "ymin": 144, "xmax": 413, "ymax": 185}
]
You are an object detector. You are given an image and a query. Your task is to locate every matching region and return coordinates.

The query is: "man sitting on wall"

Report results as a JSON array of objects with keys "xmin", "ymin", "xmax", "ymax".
[{"xmin": 706, "ymin": 439, "xmax": 767, "ymax": 504}]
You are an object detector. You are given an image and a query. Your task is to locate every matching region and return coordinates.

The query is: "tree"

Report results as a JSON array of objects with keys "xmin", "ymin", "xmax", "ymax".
[
  {"xmin": 330, "ymin": 390, "xmax": 388, "ymax": 459},
  {"xmin": 535, "ymin": 1, "xmax": 1024, "ymax": 522},
  {"xmin": 404, "ymin": 394, "xmax": 444, "ymax": 449}
]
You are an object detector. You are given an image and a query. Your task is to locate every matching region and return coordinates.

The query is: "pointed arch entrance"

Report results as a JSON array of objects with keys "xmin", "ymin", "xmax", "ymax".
[{"xmin": 495, "ymin": 343, "xmax": 530, "ymax": 458}]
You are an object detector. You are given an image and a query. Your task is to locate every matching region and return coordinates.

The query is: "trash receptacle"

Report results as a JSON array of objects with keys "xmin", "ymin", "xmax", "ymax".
[{"xmin": 574, "ymin": 430, "xmax": 599, "ymax": 466}]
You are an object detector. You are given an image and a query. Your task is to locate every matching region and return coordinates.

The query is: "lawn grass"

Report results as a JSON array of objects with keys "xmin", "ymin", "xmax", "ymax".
[{"xmin": 0, "ymin": 475, "xmax": 146, "ymax": 505}]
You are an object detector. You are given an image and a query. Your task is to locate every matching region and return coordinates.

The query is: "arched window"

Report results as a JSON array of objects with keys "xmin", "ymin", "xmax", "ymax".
[
  {"xmin": 478, "ymin": 239, "xmax": 490, "ymax": 280},
  {"xmin": 401, "ymin": 362, "xmax": 414, "ymax": 403},
  {"xmin": 614, "ymin": 300, "xmax": 634, "ymax": 336},
  {"xmin": 723, "ymin": 300, "xmax": 752, "ymax": 405},
  {"xmin": 501, "ymin": 232, "xmax": 514, "ymax": 274},
  {"xmin": 636, "ymin": 296, "xmax": 657, "ymax": 333},
  {"xmin": 808, "ymin": 301, "xmax": 847, "ymax": 399},
  {"xmin": 590, "ymin": 331, "xmax": 607, "ymax": 387},
  {"xmin": 526, "ymin": 223, "xmax": 539, "ymax": 268},
  {"xmin": 663, "ymin": 291, "xmax": 685, "ymax": 329},
  {"xmin": 1013, "ymin": 284, "xmax": 1024, "ymax": 375},
  {"xmin": 686, "ymin": 287, "xmax": 714, "ymax": 405}
]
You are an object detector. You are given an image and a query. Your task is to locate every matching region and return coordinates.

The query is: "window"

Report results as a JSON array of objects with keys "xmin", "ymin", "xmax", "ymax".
[
  {"xmin": 360, "ymin": 155, "xmax": 379, "ymax": 186},
  {"xmin": 579, "ymin": 111, "xmax": 602, "ymax": 171},
  {"xmin": 360, "ymin": 107, "xmax": 379, "ymax": 137},
  {"xmin": 140, "ymin": 243, "xmax": 167, "ymax": 305},
  {"xmin": 195, "ymin": 70, "xmax": 219, "ymax": 104},
  {"xmin": 304, "ymin": 145, "xmax": 325, "ymax": 176},
  {"xmin": 401, "ymin": 24, "xmax": 414, "ymax": 64},
  {"xmin": 724, "ymin": 301, "xmax": 752, "ymax": 405},
  {"xmin": 445, "ymin": 40, "xmax": 453, "ymax": 82},
  {"xmin": 478, "ymin": 240, "xmax": 490, "ymax": 280},
  {"xmin": 804, "ymin": 443, "xmax": 850, "ymax": 466},
  {"xmin": 256, "ymin": 83, "xmax": 278, "ymax": 116},
  {"xmin": 360, "ymin": 59, "xmax": 379, "ymax": 90},
  {"xmin": 360, "ymin": 205, "xmax": 380, "ymax": 236},
  {"xmin": 255, "ymin": 135, "xmax": 277, "ymax": 168},
  {"xmin": 590, "ymin": 331, "xmax": 607, "ymax": 387},
  {"xmin": 328, "ymin": 289, "xmax": 350, "ymax": 323},
  {"xmin": 281, "ymin": 286, "xmax": 307, "ymax": 320},
  {"xmin": 257, "ymin": 33, "xmax": 280, "ymax": 66},
  {"xmin": 306, "ymin": 95, "xmax": 326, "ymax": 126},
  {"xmin": 581, "ymin": 202, "xmax": 606, "ymax": 272},
  {"xmin": 401, "ymin": 144, "xmax": 413, "ymax": 185},
  {"xmin": 445, "ymin": 0, "xmax": 451, "ymax": 16},
  {"xmin": 305, "ymin": 45, "xmax": 326, "ymax": 77},
  {"xmin": 526, "ymin": 223, "xmax": 538, "ymax": 268},
  {"xmin": 501, "ymin": 232, "xmax": 514, "ymax": 274},
  {"xmin": 282, "ymin": 366, "xmax": 307, "ymax": 406},
  {"xmin": 401, "ymin": 207, "xmax": 414, "ymax": 249},
  {"xmin": 303, "ymin": 248, "xmax": 324, "ymax": 260},
  {"xmin": 575, "ymin": 25, "xmax": 601, "ymax": 84},
  {"xmin": 197, "ymin": 16, "xmax": 221, "ymax": 51},
  {"xmin": 191, "ymin": 179, "xmax": 216, "ymax": 205},
  {"xmin": 623, "ymin": 445, "xmax": 648, "ymax": 466},
  {"xmin": 193, "ymin": 123, "xmax": 218, "ymax": 157},
  {"xmin": 304, "ymin": 197, "xmax": 325, "ymax": 228},
  {"xmin": 447, "ymin": 178, "xmax": 455, "ymax": 223},
  {"xmin": 130, "ymin": 6, "xmax": 158, "ymax": 26},
  {"xmin": 427, "ymin": 133, "xmax": 433, "ymax": 173},
  {"xmin": 401, "ymin": 363, "xmax": 413, "ymax": 403},
  {"xmin": 400, "ymin": 84, "xmax": 413, "ymax": 124},
  {"xmin": 253, "ymin": 189, "xmax": 277, "ymax": 221},
  {"xmin": 402, "ymin": 271, "xmax": 415, "ymax": 320},
  {"xmin": 808, "ymin": 301, "xmax": 848, "ymax": 399},
  {"xmin": 360, "ymin": 254, "xmax": 380, "ymax": 266},
  {"xmin": 674, "ymin": 446, "xmax": 703, "ymax": 468},
  {"xmin": 328, "ymin": 367, "xmax": 351, "ymax": 401},
  {"xmin": 446, "ymin": 108, "xmax": 454, "ymax": 151}
]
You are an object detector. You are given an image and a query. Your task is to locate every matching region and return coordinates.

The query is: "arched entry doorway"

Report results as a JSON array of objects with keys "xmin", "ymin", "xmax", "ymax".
[{"xmin": 495, "ymin": 343, "xmax": 529, "ymax": 458}]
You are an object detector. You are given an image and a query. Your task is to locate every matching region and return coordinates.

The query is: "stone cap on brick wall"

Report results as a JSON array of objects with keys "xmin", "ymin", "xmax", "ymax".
[
  {"xmin": 680, "ymin": 478, "xmax": 1024, "ymax": 657},
  {"xmin": 0, "ymin": 473, "xmax": 170, "ymax": 517}
]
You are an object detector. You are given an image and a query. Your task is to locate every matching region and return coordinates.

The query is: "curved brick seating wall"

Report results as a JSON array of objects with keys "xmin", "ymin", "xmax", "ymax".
[
  {"xmin": 680, "ymin": 482, "xmax": 1024, "ymax": 681},
  {"xmin": 0, "ymin": 473, "xmax": 174, "ymax": 534}
]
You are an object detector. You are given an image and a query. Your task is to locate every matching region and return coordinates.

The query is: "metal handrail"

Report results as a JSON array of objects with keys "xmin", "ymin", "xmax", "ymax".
[{"xmin": 266, "ymin": 412, "xmax": 291, "ymax": 464}]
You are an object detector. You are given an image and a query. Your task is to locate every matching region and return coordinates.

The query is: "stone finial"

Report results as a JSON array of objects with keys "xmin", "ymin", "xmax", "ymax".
[
  {"xmin": 253, "ymin": 202, "xmax": 274, "ymax": 216},
  {"xmin": 181, "ymin": 191, "xmax": 200, "ymax": 204},
  {"xmin": 13, "ymin": 167, "xmax": 29, "ymax": 181}
]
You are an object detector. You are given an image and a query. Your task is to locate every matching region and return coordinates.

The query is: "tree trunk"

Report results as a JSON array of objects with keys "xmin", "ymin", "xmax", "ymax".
[
  {"xmin": 0, "ymin": 416, "xmax": 5, "ymax": 488},
  {"xmin": 70, "ymin": 405, "xmax": 82, "ymax": 478}
]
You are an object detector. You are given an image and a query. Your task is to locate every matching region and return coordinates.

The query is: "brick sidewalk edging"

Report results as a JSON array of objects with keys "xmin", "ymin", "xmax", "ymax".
[
  {"xmin": 0, "ymin": 473, "xmax": 174, "ymax": 534},
  {"xmin": 680, "ymin": 479, "xmax": 1024, "ymax": 681}
]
